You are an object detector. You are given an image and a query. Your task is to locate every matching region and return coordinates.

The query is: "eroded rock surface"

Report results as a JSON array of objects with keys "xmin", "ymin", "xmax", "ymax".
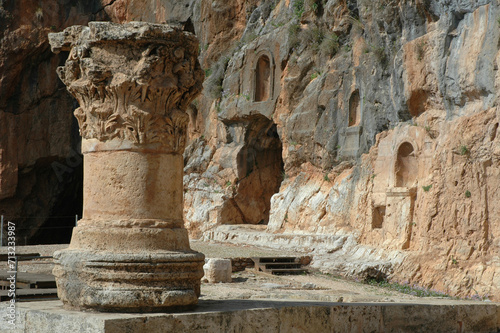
[{"xmin": 180, "ymin": 0, "xmax": 500, "ymax": 301}]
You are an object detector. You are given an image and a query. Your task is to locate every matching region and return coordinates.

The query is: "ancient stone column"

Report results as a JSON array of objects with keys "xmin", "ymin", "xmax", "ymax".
[{"xmin": 48, "ymin": 22, "xmax": 205, "ymax": 312}]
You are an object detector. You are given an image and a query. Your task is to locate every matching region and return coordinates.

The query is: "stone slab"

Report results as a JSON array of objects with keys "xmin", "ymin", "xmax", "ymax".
[{"xmin": 1, "ymin": 299, "xmax": 498, "ymax": 332}]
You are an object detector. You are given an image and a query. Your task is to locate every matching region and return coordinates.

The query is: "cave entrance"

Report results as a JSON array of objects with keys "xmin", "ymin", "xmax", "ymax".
[
  {"xmin": 254, "ymin": 55, "xmax": 271, "ymax": 102},
  {"xmin": 233, "ymin": 117, "xmax": 283, "ymax": 225},
  {"xmin": 395, "ymin": 142, "xmax": 417, "ymax": 188}
]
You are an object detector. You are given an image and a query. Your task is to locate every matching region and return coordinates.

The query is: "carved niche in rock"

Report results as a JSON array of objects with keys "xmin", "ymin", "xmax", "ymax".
[
  {"xmin": 395, "ymin": 141, "xmax": 417, "ymax": 188},
  {"xmin": 348, "ymin": 90, "xmax": 361, "ymax": 127},
  {"xmin": 50, "ymin": 22, "xmax": 204, "ymax": 154},
  {"xmin": 254, "ymin": 54, "xmax": 271, "ymax": 102}
]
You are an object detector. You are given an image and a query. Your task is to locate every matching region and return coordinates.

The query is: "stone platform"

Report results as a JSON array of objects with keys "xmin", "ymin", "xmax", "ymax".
[{"xmin": 1, "ymin": 299, "xmax": 499, "ymax": 332}]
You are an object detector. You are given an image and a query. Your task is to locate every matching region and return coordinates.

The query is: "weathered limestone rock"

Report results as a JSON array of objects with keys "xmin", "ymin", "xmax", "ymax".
[
  {"xmin": 48, "ymin": 21, "xmax": 205, "ymax": 312},
  {"xmin": 203, "ymin": 258, "xmax": 232, "ymax": 283}
]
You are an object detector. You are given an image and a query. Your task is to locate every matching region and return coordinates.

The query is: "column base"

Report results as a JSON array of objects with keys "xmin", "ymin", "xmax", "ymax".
[{"xmin": 53, "ymin": 249, "xmax": 205, "ymax": 312}]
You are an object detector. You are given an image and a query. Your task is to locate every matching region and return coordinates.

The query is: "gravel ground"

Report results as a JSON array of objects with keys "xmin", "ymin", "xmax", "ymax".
[
  {"xmin": 0, "ymin": 241, "xmax": 302, "ymax": 275},
  {"xmin": 0, "ymin": 242, "xmax": 491, "ymax": 305}
]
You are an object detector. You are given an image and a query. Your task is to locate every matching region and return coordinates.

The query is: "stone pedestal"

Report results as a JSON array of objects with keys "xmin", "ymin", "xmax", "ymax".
[{"xmin": 48, "ymin": 22, "xmax": 205, "ymax": 312}]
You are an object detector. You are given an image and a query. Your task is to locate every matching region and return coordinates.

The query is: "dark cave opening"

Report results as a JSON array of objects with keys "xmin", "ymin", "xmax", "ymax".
[{"xmin": 232, "ymin": 116, "xmax": 284, "ymax": 225}]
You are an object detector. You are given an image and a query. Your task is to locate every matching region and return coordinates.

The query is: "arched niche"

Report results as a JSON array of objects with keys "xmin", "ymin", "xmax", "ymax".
[
  {"xmin": 348, "ymin": 90, "xmax": 361, "ymax": 127},
  {"xmin": 395, "ymin": 142, "xmax": 417, "ymax": 188},
  {"xmin": 254, "ymin": 54, "xmax": 271, "ymax": 102}
]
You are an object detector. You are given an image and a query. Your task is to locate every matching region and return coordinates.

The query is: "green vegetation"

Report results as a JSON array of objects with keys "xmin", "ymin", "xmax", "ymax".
[
  {"xmin": 311, "ymin": 2, "xmax": 318, "ymax": 12},
  {"xmin": 300, "ymin": 25, "xmax": 324, "ymax": 52},
  {"xmin": 243, "ymin": 32, "xmax": 258, "ymax": 44},
  {"xmin": 346, "ymin": 15, "xmax": 364, "ymax": 32},
  {"xmin": 320, "ymin": 32, "xmax": 340, "ymax": 57},
  {"xmin": 293, "ymin": 0, "xmax": 305, "ymax": 19},
  {"xmin": 323, "ymin": 173, "xmax": 330, "ymax": 182},
  {"xmin": 199, "ymin": 44, "xmax": 209, "ymax": 53},
  {"xmin": 422, "ymin": 184, "xmax": 432, "ymax": 192},
  {"xmin": 366, "ymin": 279, "xmax": 450, "ymax": 298},
  {"xmin": 289, "ymin": 22, "xmax": 340, "ymax": 59},
  {"xmin": 240, "ymin": 93, "xmax": 251, "ymax": 101},
  {"xmin": 271, "ymin": 20, "xmax": 286, "ymax": 28},
  {"xmin": 205, "ymin": 56, "xmax": 230, "ymax": 100},
  {"xmin": 465, "ymin": 190, "xmax": 471, "ymax": 198},
  {"xmin": 288, "ymin": 21, "xmax": 301, "ymax": 49},
  {"xmin": 459, "ymin": 145, "xmax": 469, "ymax": 156}
]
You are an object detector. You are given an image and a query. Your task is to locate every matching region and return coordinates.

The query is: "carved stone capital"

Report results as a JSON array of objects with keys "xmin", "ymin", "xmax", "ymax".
[
  {"xmin": 48, "ymin": 22, "xmax": 205, "ymax": 311},
  {"xmin": 49, "ymin": 22, "xmax": 203, "ymax": 154}
]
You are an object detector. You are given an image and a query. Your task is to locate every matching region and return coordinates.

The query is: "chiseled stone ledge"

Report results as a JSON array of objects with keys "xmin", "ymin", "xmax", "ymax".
[{"xmin": 1, "ymin": 300, "xmax": 499, "ymax": 332}]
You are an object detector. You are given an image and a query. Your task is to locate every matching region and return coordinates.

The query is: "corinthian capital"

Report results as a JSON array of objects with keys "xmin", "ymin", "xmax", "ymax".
[{"xmin": 49, "ymin": 22, "xmax": 204, "ymax": 154}]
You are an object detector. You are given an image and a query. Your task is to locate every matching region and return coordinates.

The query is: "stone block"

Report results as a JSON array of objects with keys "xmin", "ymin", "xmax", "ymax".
[{"xmin": 203, "ymin": 258, "xmax": 232, "ymax": 283}]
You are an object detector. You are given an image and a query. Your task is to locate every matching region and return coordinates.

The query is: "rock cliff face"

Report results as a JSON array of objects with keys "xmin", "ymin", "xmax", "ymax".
[
  {"xmin": 2, "ymin": 0, "xmax": 500, "ymax": 299},
  {"xmin": 0, "ymin": 0, "xmax": 111, "ymax": 243},
  {"xmin": 180, "ymin": 0, "xmax": 500, "ymax": 300}
]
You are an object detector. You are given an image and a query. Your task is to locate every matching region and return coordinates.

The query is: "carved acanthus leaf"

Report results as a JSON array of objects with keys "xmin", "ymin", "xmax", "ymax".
[{"xmin": 50, "ymin": 22, "xmax": 205, "ymax": 154}]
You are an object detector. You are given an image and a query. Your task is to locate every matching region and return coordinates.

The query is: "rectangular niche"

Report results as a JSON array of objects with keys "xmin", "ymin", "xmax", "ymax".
[
  {"xmin": 372, "ymin": 205, "xmax": 386, "ymax": 229},
  {"xmin": 342, "ymin": 126, "xmax": 362, "ymax": 158}
]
